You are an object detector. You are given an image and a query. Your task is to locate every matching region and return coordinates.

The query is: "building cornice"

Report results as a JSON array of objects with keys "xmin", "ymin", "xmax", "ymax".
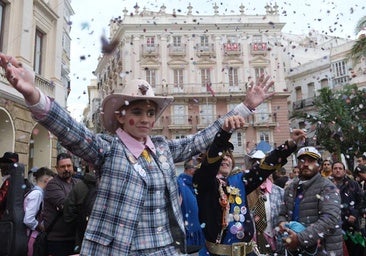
[{"xmin": 34, "ymin": 0, "xmax": 59, "ymax": 21}]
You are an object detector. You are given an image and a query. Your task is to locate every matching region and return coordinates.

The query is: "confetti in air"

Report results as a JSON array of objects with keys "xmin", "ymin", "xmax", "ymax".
[{"xmin": 101, "ymin": 34, "xmax": 119, "ymax": 54}]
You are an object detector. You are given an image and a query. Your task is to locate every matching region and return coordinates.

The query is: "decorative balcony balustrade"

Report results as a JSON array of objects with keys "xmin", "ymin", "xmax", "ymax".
[
  {"xmin": 155, "ymin": 82, "xmax": 250, "ymax": 97},
  {"xmin": 168, "ymin": 44, "xmax": 186, "ymax": 56},
  {"xmin": 141, "ymin": 44, "xmax": 159, "ymax": 57},
  {"xmin": 0, "ymin": 68, "xmax": 55, "ymax": 98},
  {"xmin": 292, "ymin": 97, "xmax": 315, "ymax": 110},
  {"xmin": 250, "ymin": 42, "xmax": 268, "ymax": 55},
  {"xmin": 35, "ymin": 75, "xmax": 55, "ymax": 98},
  {"xmin": 196, "ymin": 44, "xmax": 215, "ymax": 57},
  {"xmin": 223, "ymin": 43, "xmax": 241, "ymax": 55},
  {"xmin": 245, "ymin": 112, "xmax": 277, "ymax": 127}
]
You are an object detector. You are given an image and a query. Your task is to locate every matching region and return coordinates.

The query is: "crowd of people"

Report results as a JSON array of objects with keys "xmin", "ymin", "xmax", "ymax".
[{"xmin": 1, "ymin": 51, "xmax": 366, "ymax": 256}]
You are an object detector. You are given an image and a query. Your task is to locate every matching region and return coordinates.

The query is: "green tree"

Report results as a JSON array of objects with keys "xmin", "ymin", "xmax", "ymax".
[
  {"xmin": 292, "ymin": 84, "xmax": 366, "ymax": 170},
  {"xmin": 355, "ymin": 15, "xmax": 366, "ymax": 36},
  {"xmin": 349, "ymin": 16, "xmax": 366, "ymax": 64}
]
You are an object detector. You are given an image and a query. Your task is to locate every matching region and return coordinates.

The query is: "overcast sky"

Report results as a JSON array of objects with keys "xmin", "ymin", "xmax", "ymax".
[{"xmin": 67, "ymin": 0, "xmax": 366, "ymax": 121}]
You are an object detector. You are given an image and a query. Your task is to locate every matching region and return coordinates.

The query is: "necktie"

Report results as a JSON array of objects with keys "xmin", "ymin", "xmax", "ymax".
[
  {"xmin": 254, "ymin": 192, "xmax": 267, "ymax": 232},
  {"xmin": 254, "ymin": 191, "xmax": 269, "ymax": 253},
  {"xmin": 141, "ymin": 148, "xmax": 151, "ymax": 163}
]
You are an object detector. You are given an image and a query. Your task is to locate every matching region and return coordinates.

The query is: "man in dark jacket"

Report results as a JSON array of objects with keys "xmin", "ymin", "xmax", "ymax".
[
  {"xmin": 43, "ymin": 153, "xmax": 79, "ymax": 256},
  {"xmin": 64, "ymin": 169, "xmax": 98, "ymax": 253},
  {"xmin": 278, "ymin": 147, "xmax": 343, "ymax": 256},
  {"xmin": 332, "ymin": 161, "xmax": 364, "ymax": 255},
  {"xmin": 194, "ymin": 115, "xmax": 305, "ymax": 256}
]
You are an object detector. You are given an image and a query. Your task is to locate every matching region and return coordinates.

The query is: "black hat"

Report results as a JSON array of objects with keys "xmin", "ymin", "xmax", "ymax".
[{"xmin": 0, "ymin": 152, "xmax": 19, "ymax": 163}]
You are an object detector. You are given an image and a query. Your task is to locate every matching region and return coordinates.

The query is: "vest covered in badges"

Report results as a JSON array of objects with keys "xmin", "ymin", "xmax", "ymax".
[{"xmin": 222, "ymin": 173, "xmax": 254, "ymax": 244}]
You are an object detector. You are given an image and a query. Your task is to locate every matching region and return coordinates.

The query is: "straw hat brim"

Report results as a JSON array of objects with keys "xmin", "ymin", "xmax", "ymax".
[{"xmin": 101, "ymin": 93, "xmax": 174, "ymax": 133}]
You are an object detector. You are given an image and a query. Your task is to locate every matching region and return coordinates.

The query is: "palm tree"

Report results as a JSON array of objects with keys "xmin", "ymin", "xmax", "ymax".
[
  {"xmin": 355, "ymin": 15, "xmax": 366, "ymax": 36},
  {"xmin": 349, "ymin": 16, "xmax": 366, "ymax": 63}
]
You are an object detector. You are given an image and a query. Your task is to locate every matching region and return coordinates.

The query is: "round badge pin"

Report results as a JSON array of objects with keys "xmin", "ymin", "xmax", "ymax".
[
  {"xmin": 159, "ymin": 155, "xmax": 167, "ymax": 163},
  {"xmin": 233, "ymin": 206, "xmax": 241, "ymax": 214},
  {"xmin": 138, "ymin": 169, "xmax": 146, "ymax": 177},
  {"xmin": 128, "ymin": 155, "xmax": 137, "ymax": 164},
  {"xmin": 239, "ymin": 214, "xmax": 245, "ymax": 222},
  {"xmin": 162, "ymin": 162, "xmax": 170, "ymax": 170},
  {"xmin": 230, "ymin": 225, "xmax": 238, "ymax": 235},
  {"xmin": 240, "ymin": 206, "xmax": 247, "ymax": 215},
  {"xmin": 236, "ymin": 231, "xmax": 245, "ymax": 239},
  {"xmin": 233, "ymin": 214, "xmax": 240, "ymax": 222},
  {"xmin": 234, "ymin": 222, "xmax": 243, "ymax": 230},
  {"xmin": 235, "ymin": 196, "xmax": 242, "ymax": 205}
]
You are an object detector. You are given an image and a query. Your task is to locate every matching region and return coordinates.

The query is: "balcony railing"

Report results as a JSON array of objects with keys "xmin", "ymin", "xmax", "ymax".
[
  {"xmin": 141, "ymin": 44, "xmax": 159, "ymax": 57},
  {"xmin": 293, "ymin": 100, "xmax": 303, "ymax": 110},
  {"xmin": 250, "ymin": 42, "xmax": 268, "ymax": 55},
  {"xmin": 303, "ymin": 97, "xmax": 315, "ymax": 107},
  {"xmin": 223, "ymin": 43, "xmax": 241, "ymax": 55},
  {"xmin": 197, "ymin": 114, "xmax": 215, "ymax": 129},
  {"xmin": 167, "ymin": 114, "xmax": 193, "ymax": 130},
  {"xmin": 169, "ymin": 44, "xmax": 186, "ymax": 56},
  {"xmin": 244, "ymin": 113, "xmax": 276, "ymax": 127},
  {"xmin": 0, "ymin": 67, "xmax": 7, "ymax": 84},
  {"xmin": 35, "ymin": 75, "xmax": 55, "ymax": 98},
  {"xmin": 0, "ymin": 68, "xmax": 55, "ymax": 98},
  {"xmin": 155, "ymin": 82, "xmax": 252, "ymax": 97},
  {"xmin": 253, "ymin": 112, "xmax": 276, "ymax": 125},
  {"xmin": 292, "ymin": 97, "xmax": 315, "ymax": 110},
  {"xmin": 196, "ymin": 44, "xmax": 215, "ymax": 57}
]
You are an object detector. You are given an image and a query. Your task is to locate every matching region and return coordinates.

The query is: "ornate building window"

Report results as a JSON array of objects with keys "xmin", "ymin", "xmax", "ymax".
[
  {"xmin": 0, "ymin": 1, "xmax": 5, "ymax": 51},
  {"xmin": 200, "ymin": 68, "xmax": 211, "ymax": 86},
  {"xmin": 34, "ymin": 29, "xmax": 45, "ymax": 74},
  {"xmin": 146, "ymin": 69, "xmax": 156, "ymax": 88},
  {"xmin": 173, "ymin": 69, "xmax": 184, "ymax": 88},
  {"xmin": 228, "ymin": 67, "xmax": 238, "ymax": 86}
]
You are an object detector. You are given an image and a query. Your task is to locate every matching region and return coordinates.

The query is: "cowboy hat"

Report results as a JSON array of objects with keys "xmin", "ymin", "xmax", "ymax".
[{"xmin": 101, "ymin": 79, "xmax": 174, "ymax": 133}]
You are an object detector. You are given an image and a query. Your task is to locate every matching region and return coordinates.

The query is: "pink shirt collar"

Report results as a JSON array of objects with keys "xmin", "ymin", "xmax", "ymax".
[
  {"xmin": 260, "ymin": 178, "xmax": 273, "ymax": 193},
  {"xmin": 116, "ymin": 128, "xmax": 156, "ymax": 159}
]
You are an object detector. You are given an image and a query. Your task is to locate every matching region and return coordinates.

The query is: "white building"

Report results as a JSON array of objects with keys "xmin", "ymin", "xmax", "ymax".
[
  {"xmin": 0, "ymin": 0, "xmax": 74, "ymax": 171},
  {"xmin": 90, "ymin": 3, "xmax": 292, "ymax": 169}
]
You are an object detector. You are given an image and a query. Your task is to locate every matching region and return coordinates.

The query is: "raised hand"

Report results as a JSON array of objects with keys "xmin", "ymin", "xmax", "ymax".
[
  {"xmin": 222, "ymin": 115, "xmax": 245, "ymax": 132},
  {"xmin": 243, "ymin": 74, "xmax": 275, "ymax": 110},
  {"xmin": 0, "ymin": 53, "xmax": 40, "ymax": 104},
  {"xmin": 290, "ymin": 129, "xmax": 307, "ymax": 146}
]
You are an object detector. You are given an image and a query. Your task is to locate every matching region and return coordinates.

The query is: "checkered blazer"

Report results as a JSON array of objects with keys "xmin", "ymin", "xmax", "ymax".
[{"xmin": 35, "ymin": 99, "xmax": 252, "ymax": 255}]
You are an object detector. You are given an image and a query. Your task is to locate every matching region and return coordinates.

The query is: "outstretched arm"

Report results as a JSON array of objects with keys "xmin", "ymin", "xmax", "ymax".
[{"xmin": 0, "ymin": 53, "xmax": 40, "ymax": 105}]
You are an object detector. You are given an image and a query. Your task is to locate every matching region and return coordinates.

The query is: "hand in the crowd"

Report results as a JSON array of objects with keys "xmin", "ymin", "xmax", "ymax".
[
  {"xmin": 222, "ymin": 115, "xmax": 245, "ymax": 132},
  {"xmin": 282, "ymin": 228, "xmax": 300, "ymax": 251},
  {"xmin": 288, "ymin": 129, "xmax": 307, "ymax": 148},
  {"xmin": 278, "ymin": 221, "xmax": 287, "ymax": 233},
  {"xmin": 35, "ymin": 223, "xmax": 45, "ymax": 232},
  {"xmin": 243, "ymin": 74, "xmax": 275, "ymax": 110},
  {"xmin": 0, "ymin": 53, "xmax": 40, "ymax": 105}
]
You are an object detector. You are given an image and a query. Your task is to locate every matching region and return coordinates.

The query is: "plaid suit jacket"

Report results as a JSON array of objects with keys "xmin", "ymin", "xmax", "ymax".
[{"xmin": 35, "ymin": 99, "xmax": 252, "ymax": 255}]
